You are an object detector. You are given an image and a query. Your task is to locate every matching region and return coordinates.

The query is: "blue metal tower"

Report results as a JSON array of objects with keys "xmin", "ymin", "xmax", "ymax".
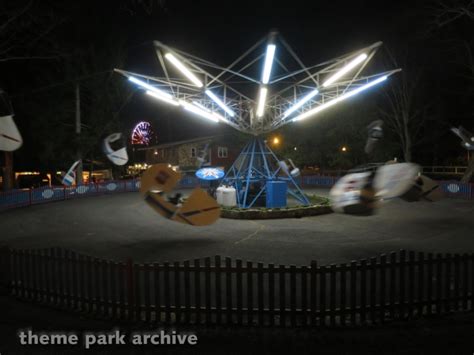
[{"xmin": 222, "ymin": 137, "xmax": 310, "ymax": 208}]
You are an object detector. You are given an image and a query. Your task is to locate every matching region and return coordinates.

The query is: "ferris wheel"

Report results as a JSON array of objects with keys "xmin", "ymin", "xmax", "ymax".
[
  {"xmin": 116, "ymin": 31, "xmax": 400, "ymax": 208},
  {"xmin": 131, "ymin": 121, "xmax": 154, "ymax": 145}
]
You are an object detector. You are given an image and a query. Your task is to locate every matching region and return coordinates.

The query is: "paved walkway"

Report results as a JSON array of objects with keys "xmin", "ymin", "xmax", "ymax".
[{"xmin": 0, "ymin": 189, "xmax": 473, "ymax": 265}]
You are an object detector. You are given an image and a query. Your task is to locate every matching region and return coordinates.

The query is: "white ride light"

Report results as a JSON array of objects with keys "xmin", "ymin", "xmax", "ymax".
[
  {"xmin": 165, "ymin": 53, "xmax": 203, "ymax": 88},
  {"xmin": 293, "ymin": 76, "xmax": 387, "ymax": 122},
  {"xmin": 323, "ymin": 53, "xmax": 368, "ymax": 87}
]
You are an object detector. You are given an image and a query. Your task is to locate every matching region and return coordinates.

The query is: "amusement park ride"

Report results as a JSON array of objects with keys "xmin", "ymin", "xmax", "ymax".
[
  {"xmin": 0, "ymin": 32, "xmax": 464, "ymax": 224},
  {"xmin": 115, "ymin": 31, "xmax": 401, "ymax": 209}
]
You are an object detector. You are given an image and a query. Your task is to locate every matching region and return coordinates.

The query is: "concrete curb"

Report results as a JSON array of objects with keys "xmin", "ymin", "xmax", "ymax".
[{"xmin": 221, "ymin": 204, "xmax": 333, "ymax": 219}]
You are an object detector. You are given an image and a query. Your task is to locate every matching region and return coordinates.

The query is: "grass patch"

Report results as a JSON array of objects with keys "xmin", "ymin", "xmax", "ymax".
[
  {"xmin": 221, "ymin": 194, "xmax": 330, "ymax": 211},
  {"xmin": 220, "ymin": 194, "xmax": 332, "ymax": 219}
]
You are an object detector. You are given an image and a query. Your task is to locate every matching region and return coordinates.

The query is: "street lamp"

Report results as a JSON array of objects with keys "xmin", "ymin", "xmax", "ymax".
[
  {"xmin": 272, "ymin": 137, "xmax": 280, "ymax": 145},
  {"xmin": 341, "ymin": 146, "xmax": 347, "ymax": 152}
]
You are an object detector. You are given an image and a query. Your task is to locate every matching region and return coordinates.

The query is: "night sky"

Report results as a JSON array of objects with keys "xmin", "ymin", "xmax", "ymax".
[
  {"xmin": 121, "ymin": 1, "xmax": 468, "ymax": 135},
  {"xmin": 122, "ymin": 0, "xmax": 420, "ymax": 140},
  {"xmin": 2, "ymin": 0, "xmax": 473, "ymax": 169}
]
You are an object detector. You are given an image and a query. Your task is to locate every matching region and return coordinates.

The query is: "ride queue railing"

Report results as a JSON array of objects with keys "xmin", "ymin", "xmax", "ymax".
[{"xmin": 0, "ymin": 176, "xmax": 472, "ymax": 211}]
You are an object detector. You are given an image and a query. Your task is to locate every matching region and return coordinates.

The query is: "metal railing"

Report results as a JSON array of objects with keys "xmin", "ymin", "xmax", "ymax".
[
  {"xmin": 421, "ymin": 166, "xmax": 467, "ymax": 175},
  {"xmin": 0, "ymin": 176, "xmax": 472, "ymax": 212}
]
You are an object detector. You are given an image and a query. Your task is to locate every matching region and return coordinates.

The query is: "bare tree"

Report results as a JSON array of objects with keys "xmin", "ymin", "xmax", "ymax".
[
  {"xmin": 0, "ymin": 1, "xmax": 63, "ymax": 63},
  {"xmin": 1, "ymin": 1, "xmax": 63, "ymax": 190},
  {"xmin": 428, "ymin": 0, "xmax": 474, "ymax": 27},
  {"xmin": 378, "ymin": 70, "xmax": 431, "ymax": 162},
  {"xmin": 427, "ymin": 1, "xmax": 474, "ymax": 181},
  {"xmin": 120, "ymin": 0, "xmax": 167, "ymax": 15},
  {"xmin": 455, "ymin": 40, "xmax": 474, "ymax": 182}
]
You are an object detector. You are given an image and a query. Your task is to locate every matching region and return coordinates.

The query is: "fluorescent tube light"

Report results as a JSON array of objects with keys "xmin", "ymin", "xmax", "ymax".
[
  {"xmin": 261, "ymin": 44, "xmax": 276, "ymax": 84},
  {"xmin": 322, "ymin": 53, "xmax": 368, "ymax": 87},
  {"xmin": 205, "ymin": 90, "xmax": 235, "ymax": 117},
  {"xmin": 179, "ymin": 100, "xmax": 219, "ymax": 122},
  {"xmin": 283, "ymin": 89, "xmax": 319, "ymax": 118},
  {"xmin": 165, "ymin": 53, "xmax": 203, "ymax": 87},
  {"xmin": 256, "ymin": 87, "xmax": 268, "ymax": 118},
  {"xmin": 145, "ymin": 90, "xmax": 179, "ymax": 106},
  {"xmin": 293, "ymin": 76, "xmax": 387, "ymax": 122},
  {"xmin": 129, "ymin": 76, "xmax": 171, "ymax": 96}
]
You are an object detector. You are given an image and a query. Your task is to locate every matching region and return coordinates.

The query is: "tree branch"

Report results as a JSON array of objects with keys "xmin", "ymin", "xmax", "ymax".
[{"xmin": 0, "ymin": 55, "xmax": 60, "ymax": 62}]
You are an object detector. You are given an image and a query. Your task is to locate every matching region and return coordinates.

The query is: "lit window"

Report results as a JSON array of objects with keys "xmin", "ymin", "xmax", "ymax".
[
  {"xmin": 191, "ymin": 147, "xmax": 197, "ymax": 157},
  {"xmin": 218, "ymin": 146, "xmax": 228, "ymax": 158}
]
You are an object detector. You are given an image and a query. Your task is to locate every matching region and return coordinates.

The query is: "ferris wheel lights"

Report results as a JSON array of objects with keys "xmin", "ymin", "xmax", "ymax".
[
  {"xmin": 205, "ymin": 90, "xmax": 236, "ymax": 117},
  {"xmin": 292, "ymin": 75, "xmax": 387, "ymax": 122},
  {"xmin": 256, "ymin": 87, "xmax": 268, "ymax": 118},
  {"xmin": 261, "ymin": 44, "xmax": 276, "ymax": 84},
  {"xmin": 282, "ymin": 89, "xmax": 319, "ymax": 118},
  {"xmin": 322, "ymin": 53, "xmax": 368, "ymax": 87},
  {"xmin": 146, "ymin": 90, "xmax": 179, "ymax": 106},
  {"xmin": 165, "ymin": 53, "xmax": 203, "ymax": 88}
]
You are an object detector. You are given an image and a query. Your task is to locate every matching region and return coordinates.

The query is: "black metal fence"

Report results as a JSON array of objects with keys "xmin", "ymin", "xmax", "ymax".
[{"xmin": 0, "ymin": 247, "xmax": 472, "ymax": 327}]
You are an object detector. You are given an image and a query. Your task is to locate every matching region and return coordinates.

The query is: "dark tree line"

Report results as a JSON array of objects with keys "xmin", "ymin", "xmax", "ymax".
[
  {"xmin": 277, "ymin": 0, "xmax": 474, "ymax": 177},
  {"xmin": 1, "ymin": 0, "xmax": 474, "ymax": 189},
  {"xmin": 1, "ymin": 0, "xmax": 167, "ymax": 188}
]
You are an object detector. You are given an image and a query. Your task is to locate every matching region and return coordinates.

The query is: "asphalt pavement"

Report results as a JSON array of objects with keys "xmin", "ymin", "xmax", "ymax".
[{"xmin": 0, "ymin": 189, "xmax": 473, "ymax": 266}]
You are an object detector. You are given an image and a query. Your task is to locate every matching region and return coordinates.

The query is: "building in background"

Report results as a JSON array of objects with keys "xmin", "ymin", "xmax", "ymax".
[{"xmin": 139, "ymin": 135, "xmax": 240, "ymax": 174}]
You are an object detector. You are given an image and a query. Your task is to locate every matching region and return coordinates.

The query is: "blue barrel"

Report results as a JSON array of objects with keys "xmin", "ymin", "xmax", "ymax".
[{"xmin": 266, "ymin": 181, "xmax": 287, "ymax": 208}]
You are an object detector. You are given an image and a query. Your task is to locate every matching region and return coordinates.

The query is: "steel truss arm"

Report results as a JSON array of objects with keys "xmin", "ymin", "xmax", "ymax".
[{"xmin": 117, "ymin": 34, "xmax": 399, "ymax": 135}]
